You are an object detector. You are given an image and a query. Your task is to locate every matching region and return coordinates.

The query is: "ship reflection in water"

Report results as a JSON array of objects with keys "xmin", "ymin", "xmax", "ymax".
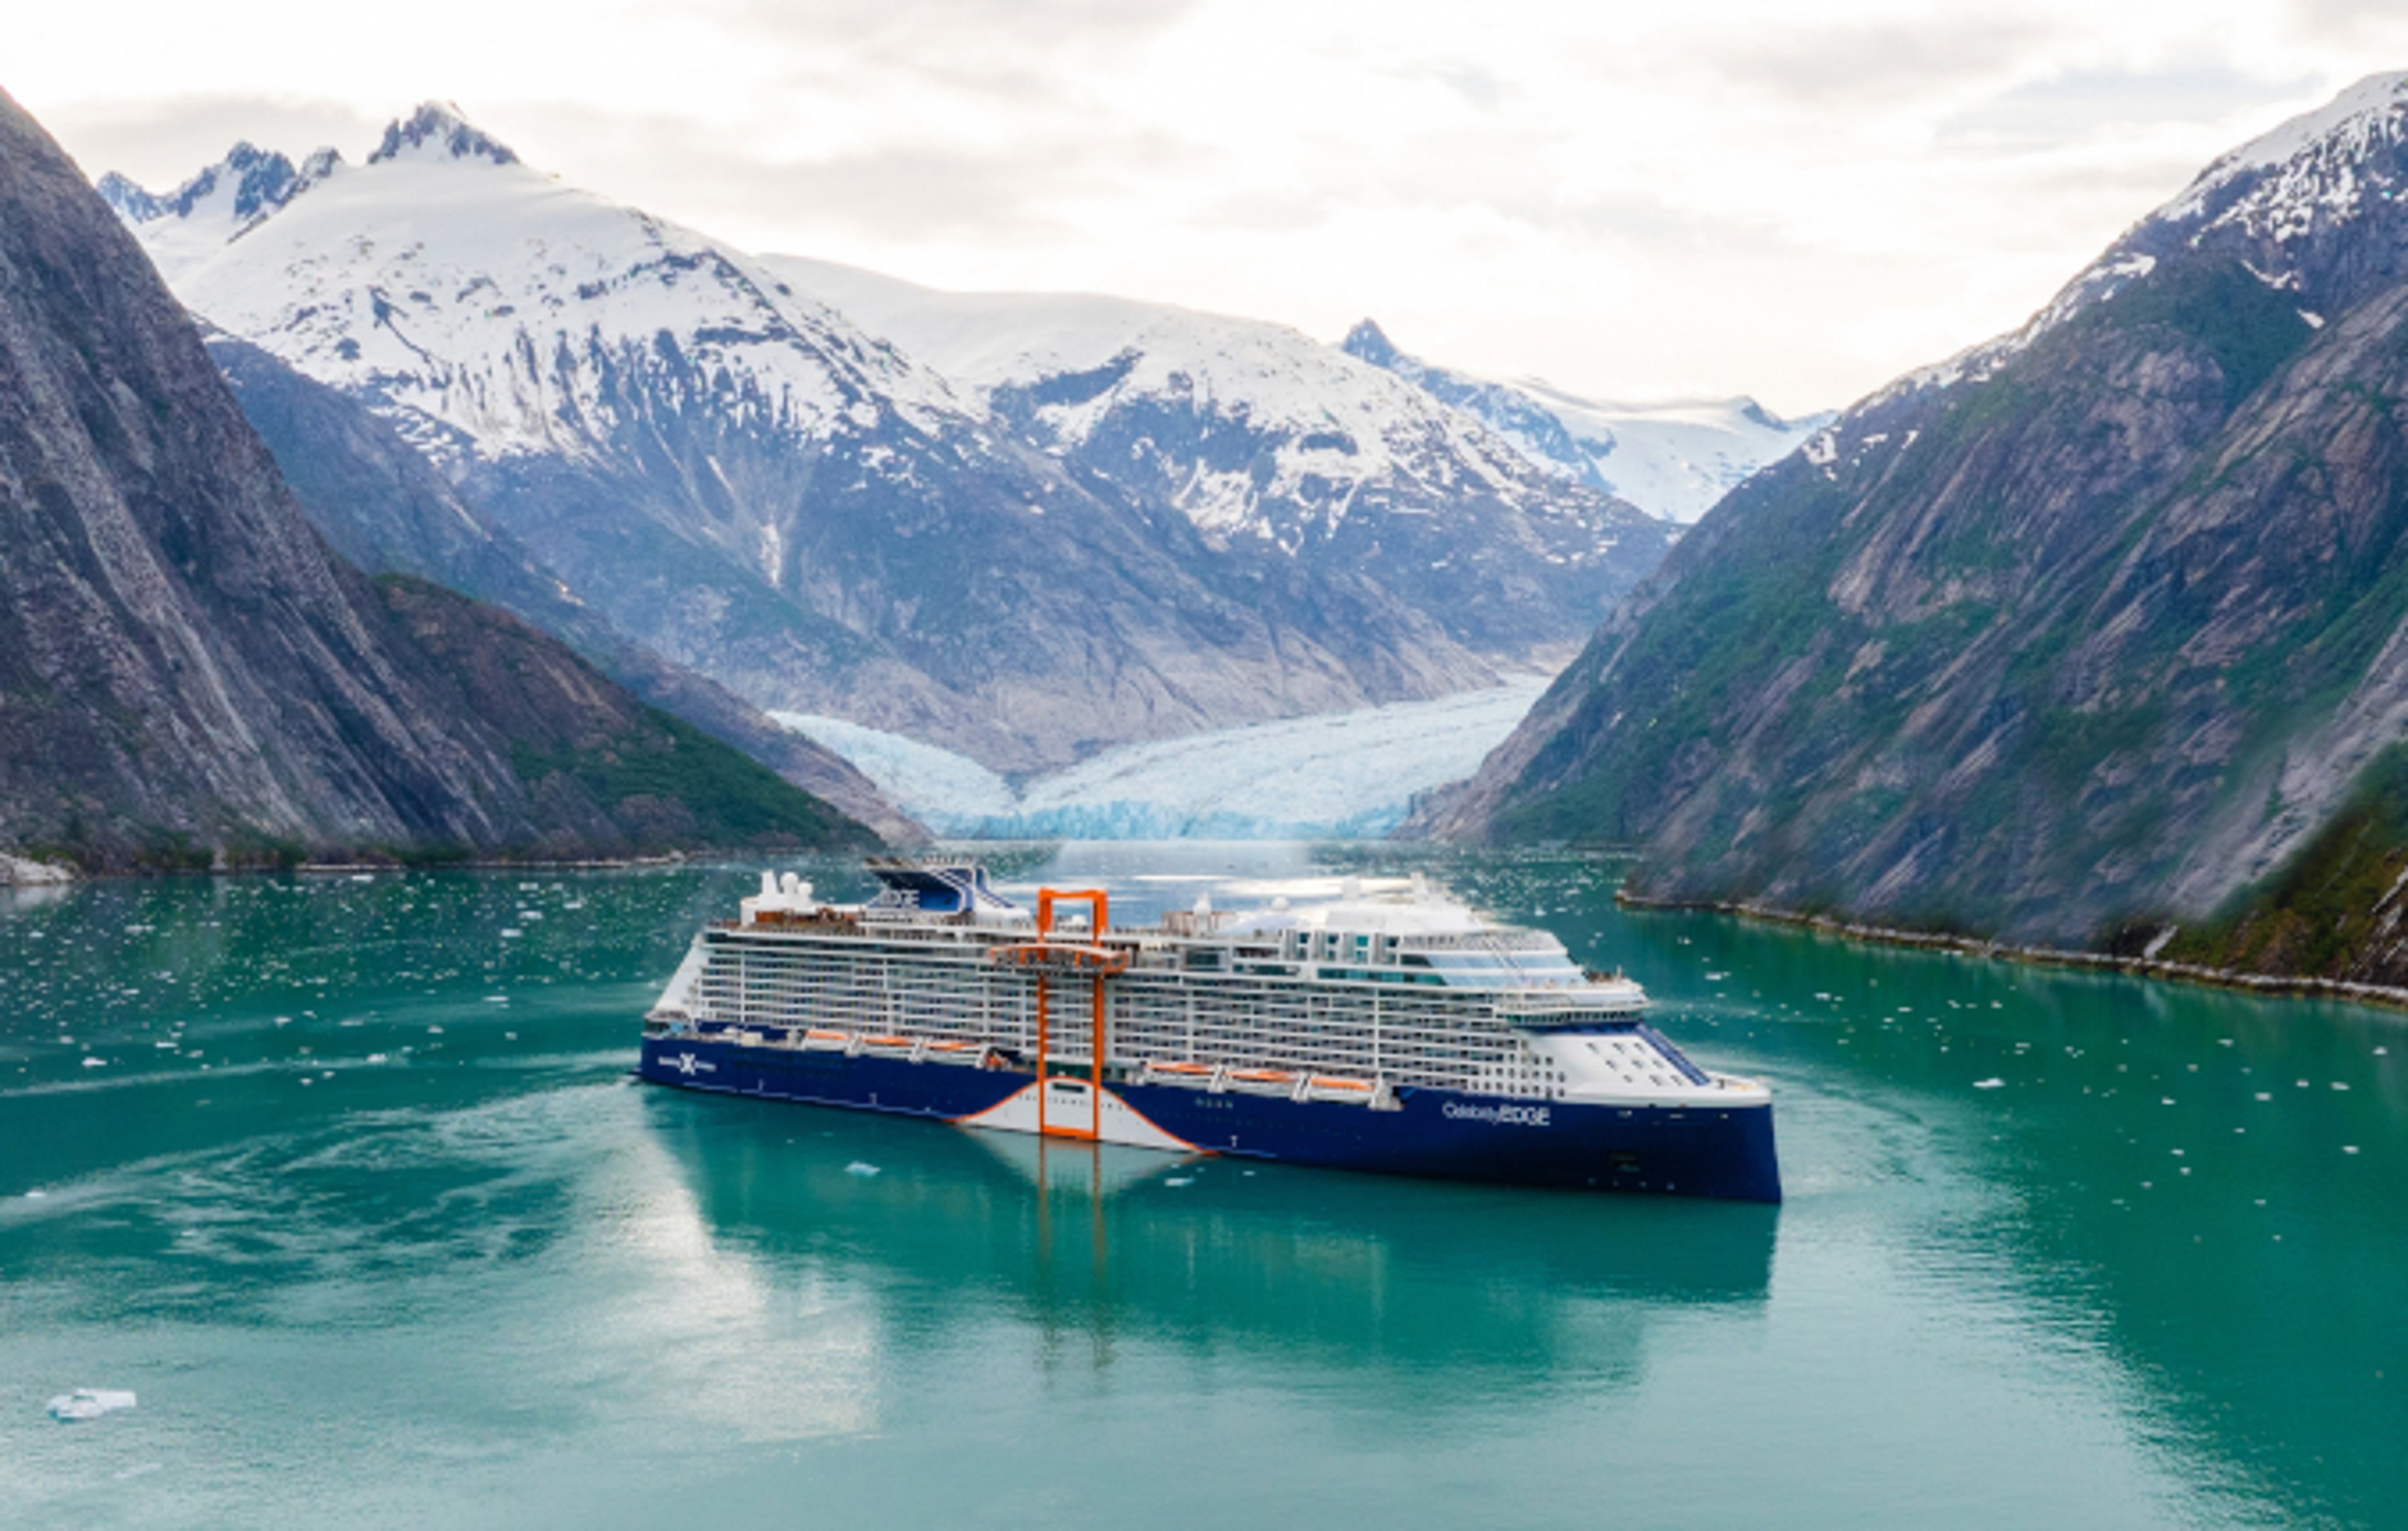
[{"xmin": 640, "ymin": 1087, "xmax": 1775, "ymax": 1401}]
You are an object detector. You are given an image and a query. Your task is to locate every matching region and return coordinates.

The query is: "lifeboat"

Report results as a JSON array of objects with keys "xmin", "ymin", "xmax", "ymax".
[
  {"xmin": 1304, "ymin": 1075, "xmax": 1377, "ymax": 1104},
  {"xmin": 861, "ymin": 1034, "xmax": 919, "ymax": 1058},
  {"xmin": 1143, "ymin": 1060, "xmax": 1218, "ymax": 1088},
  {"xmin": 1224, "ymin": 1067, "xmax": 1299, "ymax": 1097},
  {"xmin": 801, "ymin": 1028, "xmax": 852, "ymax": 1051},
  {"xmin": 923, "ymin": 1039, "xmax": 991, "ymax": 1066}
]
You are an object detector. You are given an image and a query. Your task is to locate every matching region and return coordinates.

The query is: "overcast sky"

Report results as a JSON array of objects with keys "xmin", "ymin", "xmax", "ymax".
[{"xmin": 16, "ymin": 1, "xmax": 2408, "ymax": 416}]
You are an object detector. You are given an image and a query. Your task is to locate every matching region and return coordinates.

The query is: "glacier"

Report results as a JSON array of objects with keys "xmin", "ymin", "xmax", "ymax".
[{"xmin": 773, "ymin": 680, "xmax": 1551, "ymax": 839}]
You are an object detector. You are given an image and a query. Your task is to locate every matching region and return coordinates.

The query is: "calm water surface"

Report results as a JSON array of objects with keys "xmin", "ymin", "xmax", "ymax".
[{"xmin": 1, "ymin": 843, "xmax": 2401, "ymax": 1528}]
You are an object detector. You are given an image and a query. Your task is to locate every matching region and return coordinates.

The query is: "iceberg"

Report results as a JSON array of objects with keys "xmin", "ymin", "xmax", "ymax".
[
  {"xmin": 774, "ymin": 679, "xmax": 1548, "ymax": 839},
  {"xmin": 48, "ymin": 1388, "xmax": 137, "ymax": 1421}
]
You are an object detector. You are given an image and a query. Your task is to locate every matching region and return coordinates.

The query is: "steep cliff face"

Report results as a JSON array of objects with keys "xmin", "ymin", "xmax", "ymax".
[
  {"xmin": 0, "ymin": 87, "xmax": 870, "ymax": 866},
  {"xmin": 1419, "ymin": 75, "xmax": 2408, "ymax": 947}
]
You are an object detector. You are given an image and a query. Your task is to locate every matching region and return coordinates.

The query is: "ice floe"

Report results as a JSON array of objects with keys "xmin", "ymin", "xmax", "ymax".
[{"xmin": 48, "ymin": 1388, "xmax": 137, "ymax": 1422}]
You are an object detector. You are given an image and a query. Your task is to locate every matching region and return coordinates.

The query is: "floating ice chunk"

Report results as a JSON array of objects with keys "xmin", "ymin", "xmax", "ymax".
[
  {"xmin": 844, "ymin": 1162, "xmax": 881, "ymax": 1177},
  {"xmin": 2344, "ymin": 1145, "xmax": 2361, "ymax": 1155},
  {"xmin": 48, "ymin": 1388, "xmax": 136, "ymax": 1422},
  {"xmin": 82, "ymin": 1057, "xmax": 105, "ymax": 1068},
  {"xmin": 1973, "ymin": 1078, "xmax": 2005, "ymax": 1090},
  {"xmin": 499, "ymin": 929, "xmax": 522, "ymax": 939},
  {"xmin": 24, "ymin": 1189, "xmax": 46, "ymax": 1199},
  {"xmin": 1164, "ymin": 1177, "xmax": 1194, "ymax": 1187}
]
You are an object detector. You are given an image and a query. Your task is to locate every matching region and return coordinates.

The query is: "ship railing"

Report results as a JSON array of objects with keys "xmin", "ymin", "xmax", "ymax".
[
  {"xmin": 986, "ymin": 942, "xmax": 1133, "ymax": 975},
  {"xmin": 1396, "ymin": 930, "xmax": 1558, "ymax": 952},
  {"xmin": 1496, "ymin": 989, "xmax": 1644, "ymax": 1014}
]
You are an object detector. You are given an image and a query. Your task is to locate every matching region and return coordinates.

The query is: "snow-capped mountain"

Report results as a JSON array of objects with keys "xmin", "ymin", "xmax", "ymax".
[
  {"xmin": 152, "ymin": 104, "xmax": 968, "ymax": 470},
  {"xmin": 97, "ymin": 140, "xmax": 339, "ymax": 283},
  {"xmin": 117, "ymin": 103, "xmax": 1650, "ymax": 772},
  {"xmin": 767, "ymin": 257, "xmax": 1674, "ymax": 658},
  {"xmin": 1341, "ymin": 320, "xmax": 1829, "ymax": 524}
]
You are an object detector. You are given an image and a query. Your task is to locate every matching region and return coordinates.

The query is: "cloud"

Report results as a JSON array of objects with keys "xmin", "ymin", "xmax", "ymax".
[
  {"xmin": 38, "ymin": 92, "xmax": 384, "ymax": 189},
  {"xmin": 1940, "ymin": 65, "xmax": 2323, "ymax": 147},
  {"xmin": 521, "ymin": 103, "xmax": 1212, "ymax": 246},
  {"xmin": 1688, "ymin": 16, "xmax": 2060, "ymax": 108},
  {"xmin": 705, "ymin": 0, "xmax": 1200, "ymax": 102}
]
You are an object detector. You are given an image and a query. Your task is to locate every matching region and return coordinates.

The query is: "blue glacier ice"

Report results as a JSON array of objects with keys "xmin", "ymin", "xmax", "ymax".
[{"xmin": 773, "ymin": 680, "xmax": 1549, "ymax": 839}]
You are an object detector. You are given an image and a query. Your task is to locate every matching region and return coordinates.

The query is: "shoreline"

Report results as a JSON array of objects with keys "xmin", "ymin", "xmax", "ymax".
[
  {"xmin": 0, "ymin": 849, "xmax": 723, "ymax": 886},
  {"xmin": 1616, "ymin": 889, "xmax": 2408, "ymax": 1016}
]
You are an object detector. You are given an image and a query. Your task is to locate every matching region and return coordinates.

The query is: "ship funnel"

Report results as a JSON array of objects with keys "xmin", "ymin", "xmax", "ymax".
[
  {"xmin": 1194, "ymin": 893, "xmax": 1213, "ymax": 917},
  {"xmin": 760, "ymin": 871, "xmax": 777, "ymax": 898}
]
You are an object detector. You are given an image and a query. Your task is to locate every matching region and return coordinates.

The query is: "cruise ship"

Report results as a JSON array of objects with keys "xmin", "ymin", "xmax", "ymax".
[{"xmin": 636, "ymin": 860, "xmax": 1780, "ymax": 1201}]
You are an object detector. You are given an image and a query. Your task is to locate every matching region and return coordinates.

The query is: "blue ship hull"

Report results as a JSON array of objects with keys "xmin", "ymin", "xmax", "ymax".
[{"xmin": 637, "ymin": 1033, "xmax": 1782, "ymax": 1203}]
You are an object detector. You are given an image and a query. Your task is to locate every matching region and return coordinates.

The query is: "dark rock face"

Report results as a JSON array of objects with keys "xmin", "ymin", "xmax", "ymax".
[
  {"xmin": 448, "ymin": 363, "xmax": 1492, "ymax": 773},
  {"xmin": 1418, "ymin": 76, "xmax": 2408, "ymax": 948},
  {"xmin": 987, "ymin": 368, "xmax": 1666, "ymax": 664},
  {"xmin": 206, "ymin": 329, "xmax": 922, "ymax": 843},
  {"xmin": 0, "ymin": 87, "xmax": 869, "ymax": 866}
]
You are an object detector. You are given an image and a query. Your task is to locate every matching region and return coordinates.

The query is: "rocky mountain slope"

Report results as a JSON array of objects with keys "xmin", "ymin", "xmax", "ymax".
[
  {"xmin": 108, "ymin": 109, "xmax": 1674, "ymax": 771},
  {"xmin": 0, "ymin": 87, "xmax": 870, "ymax": 868},
  {"xmin": 1339, "ymin": 320, "xmax": 1828, "ymax": 523},
  {"xmin": 771, "ymin": 259, "xmax": 1674, "ymax": 660},
  {"xmin": 203, "ymin": 327, "xmax": 921, "ymax": 842},
  {"xmin": 1415, "ymin": 73, "xmax": 2408, "ymax": 949}
]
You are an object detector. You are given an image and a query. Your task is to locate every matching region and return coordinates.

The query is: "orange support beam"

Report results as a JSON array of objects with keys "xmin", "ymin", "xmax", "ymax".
[
  {"xmin": 1035, "ymin": 888, "xmax": 1109, "ymax": 939},
  {"xmin": 1032, "ymin": 888, "xmax": 1111, "ymax": 1139}
]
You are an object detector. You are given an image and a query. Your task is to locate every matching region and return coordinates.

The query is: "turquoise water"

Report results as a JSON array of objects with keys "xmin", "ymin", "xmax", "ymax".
[{"xmin": 2, "ymin": 843, "xmax": 2401, "ymax": 1528}]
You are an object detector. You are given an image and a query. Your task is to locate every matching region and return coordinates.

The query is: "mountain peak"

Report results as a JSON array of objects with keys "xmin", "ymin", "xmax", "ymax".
[
  {"xmin": 1339, "ymin": 318, "xmax": 1400, "ymax": 367},
  {"xmin": 95, "ymin": 171, "xmax": 162, "ymax": 223},
  {"xmin": 98, "ymin": 142, "xmax": 300, "ymax": 232},
  {"xmin": 367, "ymin": 102, "xmax": 519, "ymax": 167}
]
